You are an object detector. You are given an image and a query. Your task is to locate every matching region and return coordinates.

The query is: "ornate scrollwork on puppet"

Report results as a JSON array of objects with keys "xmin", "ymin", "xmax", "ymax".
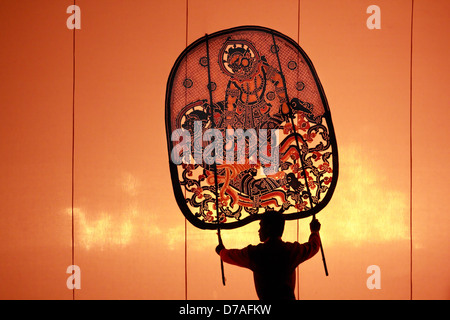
[{"xmin": 166, "ymin": 26, "xmax": 338, "ymax": 229}]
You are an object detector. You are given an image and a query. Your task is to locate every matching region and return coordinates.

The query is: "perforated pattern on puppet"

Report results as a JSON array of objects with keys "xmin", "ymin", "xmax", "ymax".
[{"xmin": 166, "ymin": 26, "xmax": 338, "ymax": 229}]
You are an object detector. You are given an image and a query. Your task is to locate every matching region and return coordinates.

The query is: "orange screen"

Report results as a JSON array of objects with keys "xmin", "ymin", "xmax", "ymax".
[{"xmin": 0, "ymin": 0, "xmax": 448, "ymax": 300}]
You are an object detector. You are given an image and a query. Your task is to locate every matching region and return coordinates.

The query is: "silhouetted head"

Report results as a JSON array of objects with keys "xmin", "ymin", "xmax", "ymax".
[{"xmin": 258, "ymin": 210, "xmax": 285, "ymax": 242}]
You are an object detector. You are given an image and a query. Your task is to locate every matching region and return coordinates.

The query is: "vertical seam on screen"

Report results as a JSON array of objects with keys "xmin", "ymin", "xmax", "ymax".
[
  {"xmin": 71, "ymin": 0, "xmax": 76, "ymax": 301},
  {"xmin": 409, "ymin": 0, "xmax": 414, "ymax": 301},
  {"xmin": 296, "ymin": 0, "xmax": 301, "ymax": 301},
  {"xmin": 184, "ymin": 0, "xmax": 189, "ymax": 301}
]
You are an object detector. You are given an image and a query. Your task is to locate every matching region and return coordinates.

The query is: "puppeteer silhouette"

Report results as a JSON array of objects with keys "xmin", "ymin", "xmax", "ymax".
[{"xmin": 215, "ymin": 210, "xmax": 321, "ymax": 300}]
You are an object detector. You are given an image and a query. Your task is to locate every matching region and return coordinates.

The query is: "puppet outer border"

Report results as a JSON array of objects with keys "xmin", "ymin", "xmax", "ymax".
[{"xmin": 165, "ymin": 25, "xmax": 339, "ymax": 230}]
